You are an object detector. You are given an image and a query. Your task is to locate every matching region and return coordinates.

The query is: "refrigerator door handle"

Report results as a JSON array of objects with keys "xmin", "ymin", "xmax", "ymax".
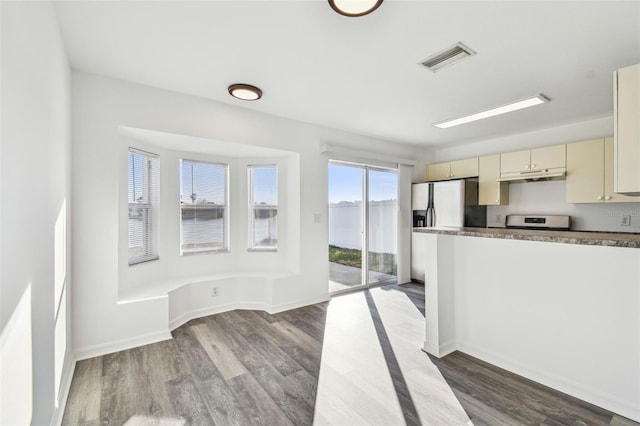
[
  {"xmin": 426, "ymin": 183, "xmax": 435, "ymax": 227},
  {"xmin": 426, "ymin": 207, "xmax": 435, "ymax": 227}
]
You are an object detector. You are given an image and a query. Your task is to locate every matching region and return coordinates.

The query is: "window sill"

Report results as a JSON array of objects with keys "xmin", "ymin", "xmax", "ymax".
[
  {"xmin": 247, "ymin": 247, "xmax": 278, "ymax": 253},
  {"xmin": 181, "ymin": 249, "xmax": 230, "ymax": 257},
  {"xmin": 128, "ymin": 256, "xmax": 160, "ymax": 266}
]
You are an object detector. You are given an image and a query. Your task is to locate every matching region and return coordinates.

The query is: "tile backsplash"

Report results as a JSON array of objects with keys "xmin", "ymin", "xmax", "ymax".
[{"xmin": 486, "ymin": 180, "xmax": 640, "ymax": 233}]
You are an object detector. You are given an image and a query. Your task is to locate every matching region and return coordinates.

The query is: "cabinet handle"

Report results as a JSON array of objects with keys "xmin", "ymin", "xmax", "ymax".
[
  {"xmin": 525, "ymin": 164, "xmax": 530, "ymax": 169},
  {"xmin": 605, "ymin": 196, "xmax": 611, "ymax": 200},
  {"xmin": 597, "ymin": 196, "xmax": 603, "ymax": 200},
  {"xmin": 531, "ymin": 164, "xmax": 536, "ymax": 169},
  {"xmin": 495, "ymin": 199, "xmax": 499, "ymax": 203},
  {"xmin": 450, "ymin": 174, "xmax": 454, "ymax": 178}
]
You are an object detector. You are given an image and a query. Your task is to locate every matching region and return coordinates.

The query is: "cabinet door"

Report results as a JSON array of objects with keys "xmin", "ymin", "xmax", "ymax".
[
  {"xmin": 426, "ymin": 162, "xmax": 451, "ymax": 181},
  {"xmin": 479, "ymin": 155, "xmax": 509, "ymax": 205},
  {"xmin": 450, "ymin": 157, "xmax": 479, "ymax": 179},
  {"xmin": 566, "ymin": 139, "xmax": 604, "ymax": 203},
  {"xmin": 500, "ymin": 150, "xmax": 530, "ymax": 173},
  {"xmin": 531, "ymin": 144, "xmax": 566, "ymax": 170},
  {"xmin": 605, "ymin": 137, "xmax": 640, "ymax": 203},
  {"xmin": 615, "ymin": 64, "xmax": 640, "ymax": 194}
]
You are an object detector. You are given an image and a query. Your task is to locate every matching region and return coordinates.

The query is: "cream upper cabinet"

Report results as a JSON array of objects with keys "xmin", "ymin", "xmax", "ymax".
[
  {"xmin": 500, "ymin": 144, "xmax": 566, "ymax": 174},
  {"xmin": 531, "ymin": 144, "xmax": 566, "ymax": 170},
  {"xmin": 500, "ymin": 150, "xmax": 530, "ymax": 174},
  {"xmin": 426, "ymin": 158, "xmax": 478, "ymax": 181},
  {"xmin": 479, "ymin": 155, "xmax": 509, "ymax": 205},
  {"xmin": 614, "ymin": 64, "xmax": 640, "ymax": 195},
  {"xmin": 450, "ymin": 157, "xmax": 478, "ymax": 179},
  {"xmin": 566, "ymin": 139, "xmax": 605, "ymax": 203},
  {"xmin": 605, "ymin": 137, "xmax": 640, "ymax": 203},
  {"xmin": 566, "ymin": 137, "xmax": 640, "ymax": 203},
  {"xmin": 426, "ymin": 162, "xmax": 451, "ymax": 181}
]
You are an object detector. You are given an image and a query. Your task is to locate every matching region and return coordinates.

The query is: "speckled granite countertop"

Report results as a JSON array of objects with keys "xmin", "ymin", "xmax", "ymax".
[{"xmin": 412, "ymin": 226, "xmax": 640, "ymax": 248}]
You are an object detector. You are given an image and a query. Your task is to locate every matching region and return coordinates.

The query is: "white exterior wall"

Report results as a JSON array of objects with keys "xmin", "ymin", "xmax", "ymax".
[
  {"xmin": 71, "ymin": 72, "xmax": 420, "ymax": 357},
  {"xmin": 0, "ymin": 2, "xmax": 73, "ymax": 424}
]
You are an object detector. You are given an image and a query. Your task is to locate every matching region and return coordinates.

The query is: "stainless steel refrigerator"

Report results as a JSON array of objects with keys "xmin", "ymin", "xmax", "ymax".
[{"xmin": 411, "ymin": 180, "xmax": 486, "ymax": 281}]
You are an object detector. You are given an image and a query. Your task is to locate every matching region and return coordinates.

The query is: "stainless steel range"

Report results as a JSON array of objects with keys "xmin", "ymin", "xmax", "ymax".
[{"xmin": 505, "ymin": 214, "xmax": 571, "ymax": 230}]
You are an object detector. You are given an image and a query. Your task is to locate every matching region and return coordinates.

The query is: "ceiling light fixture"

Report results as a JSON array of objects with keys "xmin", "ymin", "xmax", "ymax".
[
  {"xmin": 228, "ymin": 84, "xmax": 262, "ymax": 101},
  {"xmin": 328, "ymin": 0, "xmax": 383, "ymax": 17},
  {"xmin": 433, "ymin": 94, "xmax": 550, "ymax": 129}
]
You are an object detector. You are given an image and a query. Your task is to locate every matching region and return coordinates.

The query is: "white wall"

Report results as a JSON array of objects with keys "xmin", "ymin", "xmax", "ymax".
[
  {"xmin": 1, "ymin": 2, "xmax": 72, "ymax": 424},
  {"xmin": 71, "ymin": 71, "xmax": 421, "ymax": 356}
]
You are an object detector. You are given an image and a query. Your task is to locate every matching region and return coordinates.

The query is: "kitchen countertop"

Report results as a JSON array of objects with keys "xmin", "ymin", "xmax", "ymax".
[{"xmin": 412, "ymin": 226, "xmax": 640, "ymax": 249}]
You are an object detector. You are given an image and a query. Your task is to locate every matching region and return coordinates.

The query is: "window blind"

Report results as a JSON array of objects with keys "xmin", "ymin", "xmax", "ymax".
[
  {"xmin": 128, "ymin": 148, "xmax": 160, "ymax": 265},
  {"xmin": 180, "ymin": 160, "xmax": 228, "ymax": 254},
  {"xmin": 248, "ymin": 165, "xmax": 278, "ymax": 249}
]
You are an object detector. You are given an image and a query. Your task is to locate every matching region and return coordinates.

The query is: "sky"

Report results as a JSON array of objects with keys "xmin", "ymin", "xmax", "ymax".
[
  {"xmin": 328, "ymin": 163, "xmax": 397, "ymax": 203},
  {"xmin": 180, "ymin": 160, "xmax": 226, "ymax": 204},
  {"xmin": 250, "ymin": 166, "xmax": 277, "ymax": 205}
]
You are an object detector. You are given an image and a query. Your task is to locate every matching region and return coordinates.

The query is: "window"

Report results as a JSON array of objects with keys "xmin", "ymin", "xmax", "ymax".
[
  {"xmin": 248, "ymin": 165, "xmax": 278, "ymax": 250},
  {"xmin": 128, "ymin": 148, "xmax": 160, "ymax": 265},
  {"xmin": 180, "ymin": 160, "xmax": 228, "ymax": 255}
]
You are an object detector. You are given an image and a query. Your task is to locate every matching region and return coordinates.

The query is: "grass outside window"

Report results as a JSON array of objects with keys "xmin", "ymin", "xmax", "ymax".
[{"xmin": 328, "ymin": 245, "xmax": 397, "ymax": 275}]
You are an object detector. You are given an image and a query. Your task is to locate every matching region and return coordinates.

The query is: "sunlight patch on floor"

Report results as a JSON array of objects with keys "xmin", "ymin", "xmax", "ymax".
[{"xmin": 314, "ymin": 286, "xmax": 472, "ymax": 425}]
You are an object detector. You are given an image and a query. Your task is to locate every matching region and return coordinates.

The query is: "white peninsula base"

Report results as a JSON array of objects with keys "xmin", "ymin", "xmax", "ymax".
[{"xmin": 415, "ymin": 232, "xmax": 640, "ymax": 422}]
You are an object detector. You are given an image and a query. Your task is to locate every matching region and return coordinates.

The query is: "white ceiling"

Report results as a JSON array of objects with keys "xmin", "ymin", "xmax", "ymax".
[{"xmin": 54, "ymin": 1, "xmax": 640, "ymax": 147}]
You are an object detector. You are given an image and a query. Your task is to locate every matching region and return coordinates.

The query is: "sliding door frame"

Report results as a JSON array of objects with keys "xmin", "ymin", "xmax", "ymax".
[{"xmin": 329, "ymin": 160, "xmax": 398, "ymax": 295}]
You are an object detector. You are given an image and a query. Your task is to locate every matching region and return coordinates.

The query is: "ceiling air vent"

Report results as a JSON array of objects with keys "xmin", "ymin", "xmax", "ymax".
[{"xmin": 420, "ymin": 42, "xmax": 476, "ymax": 72}]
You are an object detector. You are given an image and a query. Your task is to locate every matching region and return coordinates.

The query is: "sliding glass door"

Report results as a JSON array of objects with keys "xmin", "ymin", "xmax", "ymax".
[
  {"xmin": 367, "ymin": 168, "xmax": 398, "ymax": 286},
  {"xmin": 328, "ymin": 161, "xmax": 398, "ymax": 294}
]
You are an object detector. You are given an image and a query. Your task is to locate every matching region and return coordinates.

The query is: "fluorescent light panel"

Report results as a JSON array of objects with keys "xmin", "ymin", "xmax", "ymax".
[{"xmin": 434, "ymin": 94, "xmax": 550, "ymax": 129}]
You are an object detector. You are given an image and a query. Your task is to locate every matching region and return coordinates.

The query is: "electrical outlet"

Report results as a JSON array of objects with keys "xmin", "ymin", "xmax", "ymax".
[
  {"xmin": 313, "ymin": 213, "xmax": 321, "ymax": 224},
  {"xmin": 211, "ymin": 287, "xmax": 219, "ymax": 297},
  {"xmin": 620, "ymin": 215, "xmax": 631, "ymax": 226},
  {"xmin": 495, "ymin": 214, "xmax": 502, "ymax": 224}
]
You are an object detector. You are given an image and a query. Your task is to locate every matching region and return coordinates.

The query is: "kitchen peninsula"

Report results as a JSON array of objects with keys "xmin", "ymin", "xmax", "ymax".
[{"xmin": 414, "ymin": 228, "xmax": 640, "ymax": 422}]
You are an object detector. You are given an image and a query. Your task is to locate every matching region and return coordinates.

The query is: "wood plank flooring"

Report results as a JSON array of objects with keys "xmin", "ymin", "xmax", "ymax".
[
  {"xmin": 63, "ymin": 283, "xmax": 638, "ymax": 426},
  {"xmin": 63, "ymin": 305, "xmax": 326, "ymax": 426}
]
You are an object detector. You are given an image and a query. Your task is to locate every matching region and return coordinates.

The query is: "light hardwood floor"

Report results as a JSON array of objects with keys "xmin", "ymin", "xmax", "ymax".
[{"xmin": 63, "ymin": 282, "xmax": 638, "ymax": 425}]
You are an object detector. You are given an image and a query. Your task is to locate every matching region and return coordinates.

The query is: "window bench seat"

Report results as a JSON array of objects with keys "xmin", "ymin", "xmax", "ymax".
[{"xmin": 116, "ymin": 271, "xmax": 322, "ymax": 331}]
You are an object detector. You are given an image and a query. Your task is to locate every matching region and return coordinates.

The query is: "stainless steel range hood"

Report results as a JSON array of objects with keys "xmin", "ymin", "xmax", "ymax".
[{"xmin": 498, "ymin": 168, "xmax": 566, "ymax": 183}]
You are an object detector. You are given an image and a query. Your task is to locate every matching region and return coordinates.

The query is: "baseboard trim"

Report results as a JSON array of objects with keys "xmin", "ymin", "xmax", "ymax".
[
  {"xmin": 169, "ymin": 295, "xmax": 330, "ymax": 331},
  {"xmin": 50, "ymin": 354, "xmax": 76, "ymax": 426},
  {"xmin": 438, "ymin": 340, "xmax": 457, "ymax": 357},
  {"xmin": 169, "ymin": 302, "xmax": 251, "ymax": 331},
  {"xmin": 421, "ymin": 339, "xmax": 457, "ymax": 358},
  {"xmin": 266, "ymin": 295, "xmax": 330, "ymax": 314},
  {"xmin": 456, "ymin": 342, "xmax": 640, "ymax": 423},
  {"xmin": 74, "ymin": 329, "xmax": 172, "ymax": 361},
  {"xmin": 76, "ymin": 296, "xmax": 329, "ymax": 360}
]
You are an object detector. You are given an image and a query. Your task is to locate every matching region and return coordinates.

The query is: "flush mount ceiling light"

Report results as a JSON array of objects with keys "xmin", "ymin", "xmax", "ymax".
[
  {"xmin": 433, "ymin": 94, "xmax": 550, "ymax": 129},
  {"xmin": 228, "ymin": 84, "xmax": 262, "ymax": 101},
  {"xmin": 328, "ymin": 0, "xmax": 383, "ymax": 17}
]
